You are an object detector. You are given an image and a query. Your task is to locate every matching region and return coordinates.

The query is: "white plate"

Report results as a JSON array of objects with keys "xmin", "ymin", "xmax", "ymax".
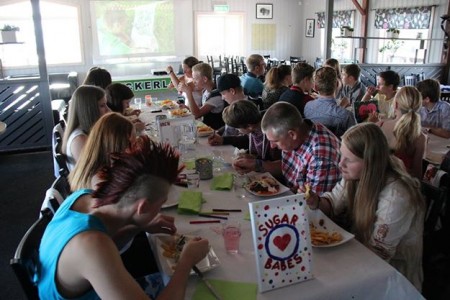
[
  {"xmin": 162, "ymin": 185, "xmax": 183, "ymax": 209},
  {"xmin": 307, "ymin": 207, "xmax": 354, "ymax": 248},
  {"xmin": 153, "ymin": 235, "xmax": 220, "ymax": 276},
  {"xmin": 244, "ymin": 172, "xmax": 290, "ymax": 197}
]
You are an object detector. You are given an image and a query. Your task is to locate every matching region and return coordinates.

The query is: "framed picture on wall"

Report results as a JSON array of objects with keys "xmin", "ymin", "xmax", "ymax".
[
  {"xmin": 256, "ymin": 4, "xmax": 273, "ymax": 19},
  {"xmin": 306, "ymin": 19, "xmax": 315, "ymax": 38}
]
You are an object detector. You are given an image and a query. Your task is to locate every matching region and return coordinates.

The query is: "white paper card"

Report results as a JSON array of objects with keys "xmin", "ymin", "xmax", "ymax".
[{"xmin": 248, "ymin": 194, "xmax": 313, "ymax": 292}]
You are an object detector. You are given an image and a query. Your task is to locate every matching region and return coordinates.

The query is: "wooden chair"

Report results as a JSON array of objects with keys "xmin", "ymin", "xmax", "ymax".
[
  {"xmin": 404, "ymin": 75, "xmax": 417, "ymax": 87},
  {"xmin": 10, "ymin": 208, "xmax": 54, "ymax": 300}
]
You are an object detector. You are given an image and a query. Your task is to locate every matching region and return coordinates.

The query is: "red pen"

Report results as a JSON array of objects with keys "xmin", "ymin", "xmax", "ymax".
[{"xmin": 190, "ymin": 220, "xmax": 221, "ymax": 224}]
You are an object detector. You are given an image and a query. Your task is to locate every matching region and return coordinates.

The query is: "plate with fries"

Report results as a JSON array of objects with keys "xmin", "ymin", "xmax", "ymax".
[
  {"xmin": 307, "ymin": 208, "xmax": 354, "ymax": 248},
  {"xmin": 153, "ymin": 234, "xmax": 220, "ymax": 276}
]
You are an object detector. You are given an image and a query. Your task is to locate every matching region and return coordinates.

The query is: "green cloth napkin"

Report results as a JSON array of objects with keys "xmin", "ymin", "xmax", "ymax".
[
  {"xmin": 183, "ymin": 160, "xmax": 195, "ymax": 170},
  {"xmin": 210, "ymin": 172, "xmax": 234, "ymax": 190},
  {"xmin": 193, "ymin": 279, "xmax": 257, "ymax": 300},
  {"xmin": 177, "ymin": 191, "xmax": 203, "ymax": 214}
]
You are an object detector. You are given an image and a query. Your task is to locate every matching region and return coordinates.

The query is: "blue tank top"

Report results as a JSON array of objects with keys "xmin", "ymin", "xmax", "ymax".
[{"xmin": 37, "ymin": 189, "xmax": 107, "ymax": 300}]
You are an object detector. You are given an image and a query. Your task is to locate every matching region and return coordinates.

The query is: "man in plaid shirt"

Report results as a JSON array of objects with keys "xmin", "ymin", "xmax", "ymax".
[{"xmin": 261, "ymin": 102, "xmax": 341, "ymax": 194}]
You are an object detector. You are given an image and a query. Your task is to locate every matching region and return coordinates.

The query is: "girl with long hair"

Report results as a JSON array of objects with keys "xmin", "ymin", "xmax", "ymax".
[
  {"xmin": 262, "ymin": 64, "xmax": 292, "ymax": 109},
  {"xmin": 379, "ymin": 86, "xmax": 426, "ymax": 178},
  {"xmin": 69, "ymin": 112, "xmax": 135, "ymax": 191},
  {"xmin": 62, "ymin": 85, "xmax": 110, "ymax": 171},
  {"xmin": 306, "ymin": 123, "xmax": 425, "ymax": 291}
]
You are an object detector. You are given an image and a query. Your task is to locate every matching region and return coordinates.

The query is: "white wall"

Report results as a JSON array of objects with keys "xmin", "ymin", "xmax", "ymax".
[{"xmin": 5, "ymin": 0, "xmax": 449, "ymax": 80}]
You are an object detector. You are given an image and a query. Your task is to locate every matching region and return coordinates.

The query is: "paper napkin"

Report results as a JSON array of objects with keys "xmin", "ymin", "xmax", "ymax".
[
  {"xmin": 177, "ymin": 190, "xmax": 203, "ymax": 214},
  {"xmin": 210, "ymin": 172, "xmax": 234, "ymax": 190},
  {"xmin": 193, "ymin": 279, "xmax": 257, "ymax": 300}
]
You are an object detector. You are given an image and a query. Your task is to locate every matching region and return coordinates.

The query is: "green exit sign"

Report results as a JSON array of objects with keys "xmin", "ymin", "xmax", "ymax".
[{"xmin": 214, "ymin": 4, "xmax": 229, "ymax": 12}]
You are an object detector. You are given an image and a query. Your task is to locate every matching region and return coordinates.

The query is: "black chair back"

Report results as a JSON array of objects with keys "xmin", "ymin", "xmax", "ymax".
[
  {"xmin": 41, "ymin": 175, "xmax": 71, "ymax": 215},
  {"xmin": 421, "ymin": 181, "xmax": 448, "ymax": 235},
  {"xmin": 52, "ymin": 122, "xmax": 69, "ymax": 177},
  {"xmin": 10, "ymin": 208, "xmax": 53, "ymax": 300}
]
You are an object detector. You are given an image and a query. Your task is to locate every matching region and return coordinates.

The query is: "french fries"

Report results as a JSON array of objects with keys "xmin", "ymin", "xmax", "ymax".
[
  {"xmin": 304, "ymin": 184, "xmax": 311, "ymax": 199},
  {"xmin": 310, "ymin": 225, "xmax": 343, "ymax": 246}
]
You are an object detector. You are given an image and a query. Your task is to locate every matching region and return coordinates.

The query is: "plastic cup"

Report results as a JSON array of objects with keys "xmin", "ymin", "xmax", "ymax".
[
  {"xmin": 222, "ymin": 222, "xmax": 241, "ymax": 254},
  {"xmin": 145, "ymin": 95, "xmax": 152, "ymax": 106},
  {"xmin": 186, "ymin": 172, "xmax": 200, "ymax": 189},
  {"xmin": 134, "ymin": 98, "xmax": 142, "ymax": 109}
]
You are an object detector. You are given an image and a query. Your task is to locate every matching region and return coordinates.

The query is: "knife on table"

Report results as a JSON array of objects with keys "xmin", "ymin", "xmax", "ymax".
[{"xmin": 192, "ymin": 265, "xmax": 223, "ymax": 300}]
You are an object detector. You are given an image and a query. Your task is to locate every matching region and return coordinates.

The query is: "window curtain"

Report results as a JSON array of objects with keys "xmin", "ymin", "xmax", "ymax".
[
  {"xmin": 374, "ymin": 6, "xmax": 433, "ymax": 29},
  {"xmin": 316, "ymin": 10, "xmax": 354, "ymax": 29}
]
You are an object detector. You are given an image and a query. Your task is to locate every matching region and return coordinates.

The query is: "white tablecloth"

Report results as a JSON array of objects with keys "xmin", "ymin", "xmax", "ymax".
[
  {"xmin": 146, "ymin": 140, "xmax": 424, "ymax": 300},
  {"xmin": 425, "ymin": 133, "xmax": 449, "ymax": 165}
]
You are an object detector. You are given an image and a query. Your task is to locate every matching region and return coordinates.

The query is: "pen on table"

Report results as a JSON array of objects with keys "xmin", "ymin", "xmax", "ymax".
[
  {"xmin": 212, "ymin": 209, "xmax": 242, "ymax": 212},
  {"xmin": 190, "ymin": 220, "xmax": 221, "ymax": 224},
  {"xmin": 199, "ymin": 211, "xmax": 230, "ymax": 215},
  {"xmin": 198, "ymin": 213, "xmax": 228, "ymax": 220}
]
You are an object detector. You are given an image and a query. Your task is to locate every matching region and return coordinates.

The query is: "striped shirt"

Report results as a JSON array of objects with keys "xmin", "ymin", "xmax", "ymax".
[{"xmin": 282, "ymin": 121, "xmax": 341, "ymax": 195}]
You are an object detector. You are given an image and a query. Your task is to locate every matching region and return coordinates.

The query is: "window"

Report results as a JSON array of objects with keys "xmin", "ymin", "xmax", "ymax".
[
  {"xmin": 0, "ymin": 0, "xmax": 82, "ymax": 67},
  {"xmin": 195, "ymin": 13, "xmax": 244, "ymax": 58},
  {"xmin": 317, "ymin": 10, "xmax": 355, "ymax": 62},
  {"xmin": 375, "ymin": 6, "xmax": 433, "ymax": 64}
]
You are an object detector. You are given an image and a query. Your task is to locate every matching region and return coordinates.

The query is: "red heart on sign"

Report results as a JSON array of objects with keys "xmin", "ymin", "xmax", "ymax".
[
  {"xmin": 358, "ymin": 104, "xmax": 377, "ymax": 120},
  {"xmin": 273, "ymin": 234, "xmax": 291, "ymax": 251}
]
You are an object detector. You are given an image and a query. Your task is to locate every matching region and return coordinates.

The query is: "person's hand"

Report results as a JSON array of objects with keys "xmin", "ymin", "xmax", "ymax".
[
  {"xmin": 144, "ymin": 214, "xmax": 177, "ymax": 235},
  {"xmin": 178, "ymin": 237, "xmax": 209, "ymax": 267},
  {"xmin": 367, "ymin": 111, "xmax": 379, "ymax": 123},
  {"xmin": 232, "ymin": 157, "xmax": 256, "ymax": 174},
  {"xmin": 124, "ymin": 109, "xmax": 141, "ymax": 117},
  {"xmin": 364, "ymin": 86, "xmax": 378, "ymax": 100},
  {"xmin": 208, "ymin": 133, "xmax": 223, "ymax": 146},
  {"xmin": 177, "ymin": 82, "xmax": 192, "ymax": 94},
  {"xmin": 339, "ymin": 97, "xmax": 350, "ymax": 108},
  {"xmin": 299, "ymin": 185, "xmax": 320, "ymax": 209},
  {"xmin": 133, "ymin": 120, "xmax": 146, "ymax": 132},
  {"xmin": 166, "ymin": 65, "xmax": 174, "ymax": 74}
]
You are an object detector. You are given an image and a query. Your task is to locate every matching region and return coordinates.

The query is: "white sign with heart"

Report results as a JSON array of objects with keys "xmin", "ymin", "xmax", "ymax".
[{"xmin": 249, "ymin": 194, "xmax": 313, "ymax": 292}]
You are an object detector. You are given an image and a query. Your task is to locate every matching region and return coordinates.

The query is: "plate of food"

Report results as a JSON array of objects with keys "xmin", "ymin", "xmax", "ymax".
[
  {"xmin": 197, "ymin": 124, "xmax": 214, "ymax": 137},
  {"xmin": 160, "ymin": 100, "xmax": 178, "ymax": 110},
  {"xmin": 153, "ymin": 234, "xmax": 220, "ymax": 276},
  {"xmin": 168, "ymin": 108, "xmax": 191, "ymax": 118},
  {"xmin": 307, "ymin": 208, "xmax": 354, "ymax": 248},
  {"xmin": 245, "ymin": 172, "xmax": 290, "ymax": 197}
]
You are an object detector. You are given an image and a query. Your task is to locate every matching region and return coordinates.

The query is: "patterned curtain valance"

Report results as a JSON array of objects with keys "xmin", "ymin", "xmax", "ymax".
[
  {"xmin": 316, "ymin": 10, "xmax": 354, "ymax": 29},
  {"xmin": 374, "ymin": 6, "xmax": 433, "ymax": 29}
]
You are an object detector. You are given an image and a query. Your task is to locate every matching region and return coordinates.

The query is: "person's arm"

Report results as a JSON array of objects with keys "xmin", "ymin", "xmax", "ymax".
[
  {"xmin": 166, "ymin": 65, "xmax": 184, "ymax": 89},
  {"xmin": 427, "ymin": 127, "xmax": 450, "ymax": 138},
  {"xmin": 71, "ymin": 134, "xmax": 87, "ymax": 163},
  {"xmin": 178, "ymin": 83, "xmax": 213, "ymax": 118},
  {"xmin": 62, "ymin": 231, "xmax": 149, "ymax": 299},
  {"xmin": 232, "ymin": 157, "xmax": 281, "ymax": 177},
  {"xmin": 367, "ymin": 182, "xmax": 418, "ymax": 262},
  {"xmin": 362, "ymin": 86, "xmax": 377, "ymax": 101}
]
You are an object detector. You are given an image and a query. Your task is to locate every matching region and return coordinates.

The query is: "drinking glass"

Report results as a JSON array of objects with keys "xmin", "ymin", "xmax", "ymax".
[
  {"xmin": 134, "ymin": 97, "xmax": 142, "ymax": 109},
  {"xmin": 212, "ymin": 149, "xmax": 226, "ymax": 173},
  {"xmin": 178, "ymin": 123, "xmax": 196, "ymax": 155},
  {"xmin": 222, "ymin": 222, "xmax": 241, "ymax": 254},
  {"xmin": 233, "ymin": 173, "xmax": 248, "ymax": 199}
]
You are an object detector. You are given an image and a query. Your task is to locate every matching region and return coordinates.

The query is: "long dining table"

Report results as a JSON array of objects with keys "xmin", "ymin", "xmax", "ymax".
[{"xmin": 138, "ymin": 101, "xmax": 424, "ymax": 299}]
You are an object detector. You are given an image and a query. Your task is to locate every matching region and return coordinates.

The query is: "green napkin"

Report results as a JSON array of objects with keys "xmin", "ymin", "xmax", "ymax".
[
  {"xmin": 177, "ymin": 190, "xmax": 203, "ymax": 214},
  {"xmin": 244, "ymin": 211, "xmax": 251, "ymax": 221},
  {"xmin": 210, "ymin": 172, "xmax": 234, "ymax": 190},
  {"xmin": 183, "ymin": 160, "xmax": 195, "ymax": 170},
  {"xmin": 193, "ymin": 279, "xmax": 257, "ymax": 300}
]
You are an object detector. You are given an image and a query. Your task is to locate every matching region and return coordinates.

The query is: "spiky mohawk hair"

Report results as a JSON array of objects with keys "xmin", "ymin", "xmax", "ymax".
[{"xmin": 92, "ymin": 135, "xmax": 181, "ymax": 207}]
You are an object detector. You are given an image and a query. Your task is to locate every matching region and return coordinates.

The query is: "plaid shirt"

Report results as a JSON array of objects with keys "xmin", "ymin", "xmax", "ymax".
[{"xmin": 282, "ymin": 121, "xmax": 341, "ymax": 195}]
